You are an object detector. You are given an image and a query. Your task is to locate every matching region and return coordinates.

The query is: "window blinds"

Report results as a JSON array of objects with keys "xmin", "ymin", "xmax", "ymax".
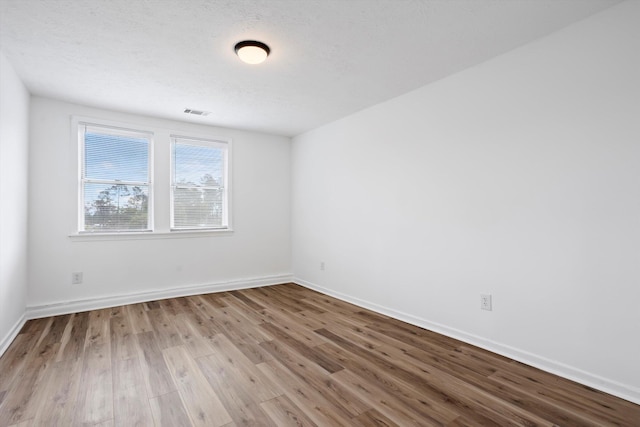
[
  {"xmin": 171, "ymin": 137, "xmax": 228, "ymax": 229},
  {"xmin": 81, "ymin": 124, "xmax": 151, "ymax": 232}
]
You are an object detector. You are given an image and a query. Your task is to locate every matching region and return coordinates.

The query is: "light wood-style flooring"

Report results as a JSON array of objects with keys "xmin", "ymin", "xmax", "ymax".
[{"xmin": 0, "ymin": 283, "xmax": 638, "ymax": 426}]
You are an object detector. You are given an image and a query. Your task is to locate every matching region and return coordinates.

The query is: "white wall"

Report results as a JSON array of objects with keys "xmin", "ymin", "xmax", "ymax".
[
  {"xmin": 28, "ymin": 97, "xmax": 291, "ymax": 312},
  {"xmin": 292, "ymin": 1, "xmax": 640, "ymax": 403},
  {"xmin": 0, "ymin": 53, "xmax": 30, "ymax": 353}
]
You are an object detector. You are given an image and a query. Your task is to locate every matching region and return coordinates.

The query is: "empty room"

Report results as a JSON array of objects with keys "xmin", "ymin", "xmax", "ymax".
[{"xmin": 1, "ymin": 0, "xmax": 639, "ymax": 425}]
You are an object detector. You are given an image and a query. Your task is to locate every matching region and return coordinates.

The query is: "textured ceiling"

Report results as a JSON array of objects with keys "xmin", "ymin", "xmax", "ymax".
[{"xmin": 0, "ymin": 0, "xmax": 621, "ymax": 136}]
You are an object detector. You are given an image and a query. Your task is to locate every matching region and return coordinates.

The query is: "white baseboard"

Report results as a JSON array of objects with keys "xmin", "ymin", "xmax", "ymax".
[
  {"xmin": 25, "ymin": 274, "xmax": 293, "ymax": 319},
  {"xmin": 0, "ymin": 312, "xmax": 27, "ymax": 357},
  {"xmin": 294, "ymin": 277, "xmax": 640, "ymax": 406}
]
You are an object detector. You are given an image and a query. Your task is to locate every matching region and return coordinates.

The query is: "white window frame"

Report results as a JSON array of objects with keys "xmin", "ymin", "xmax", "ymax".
[
  {"xmin": 77, "ymin": 120, "xmax": 154, "ymax": 233},
  {"xmin": 170, "ymin": 135, "xmax": 231, "ymax": 231}
]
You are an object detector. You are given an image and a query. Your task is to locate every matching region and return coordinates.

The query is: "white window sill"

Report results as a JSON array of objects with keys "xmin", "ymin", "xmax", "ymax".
[{"xmin": 69, "ymin": 229, "xmax": 233, "ymax": 242}]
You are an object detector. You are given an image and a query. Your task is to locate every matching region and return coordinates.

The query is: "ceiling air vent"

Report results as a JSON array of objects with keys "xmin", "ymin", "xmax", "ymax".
[{"xmin": 183, "ymin": 108, "xmax": 211, "ymax": 116}]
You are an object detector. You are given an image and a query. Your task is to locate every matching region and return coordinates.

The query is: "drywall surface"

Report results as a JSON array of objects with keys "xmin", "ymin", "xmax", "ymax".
[
  {"xmin": 292, "ymin": 1, "xmax": 640, "ymax": 402},
  {"xmin": 0, "ymin": 52, "xmax": 30, "ymax": 352},
  {"xmin": 28, "ymin": 97, "xmax": 291, "ymax": 309}
]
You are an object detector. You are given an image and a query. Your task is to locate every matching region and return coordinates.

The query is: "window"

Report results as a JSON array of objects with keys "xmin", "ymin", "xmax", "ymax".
[
  {"xmin": 79, "ymin": 123, "xmax": 152, "ymax": 232},
  {"xmin": 171, "ymin": 136, "xmax": 229, "ymax": 230},
  {"xmin": 75, "ymin": 117, "xmax": 231, "ymax": 238}
]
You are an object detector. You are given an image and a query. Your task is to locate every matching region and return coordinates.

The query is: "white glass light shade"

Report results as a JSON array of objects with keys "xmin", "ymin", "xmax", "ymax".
[{"xmin": 234, "ymin": 41, "xmax": 270, "ymax": 64}]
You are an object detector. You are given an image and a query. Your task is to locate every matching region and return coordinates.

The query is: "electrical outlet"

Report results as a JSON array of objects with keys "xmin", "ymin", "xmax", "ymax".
[
  {"xmin": 480, "ymin": 294, "xmax": 492, "ymax": 311},
  {"xmin": 320, "ymin": 261, "xmax": 325, "ymax": 271},
  {"xmin": 72, "ymin": 272, "xmax": 83, "ymax": 285}
]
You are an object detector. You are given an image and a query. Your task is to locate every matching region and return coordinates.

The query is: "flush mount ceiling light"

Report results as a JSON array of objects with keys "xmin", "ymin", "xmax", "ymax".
[{"xmin": 234, "ymin": 40, "xmax": 270, "ymax": 64}]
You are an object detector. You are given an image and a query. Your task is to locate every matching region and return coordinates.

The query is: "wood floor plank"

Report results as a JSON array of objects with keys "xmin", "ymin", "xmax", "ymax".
[
  {"xmin": 146, "ymin": 307, "xmax": 184, "ymax": 350},
  {"xmin": 446, "ymin": 415, "xmax": 484, "ymax": 426},
  {"xmin": 309, "ymin": 314, "xmax": 386, "ymax": 350},
  {"xmin": 195, "ymin": 354, "xmax": 278, "ymax": 426},
  {"xmin": 179, "ymin": 310, "xmax": 219, "ymax": 340},
  {"xmin": 503, "ymin": 359, "xmax": 638, "ymax": 419},
  {"xmin": 330, "ymin": 368, "xmax": 444, "ymax": 426},
  {"xmin": 199, "ymin": 292, "xmax": 228, "ymax": 308},
  {"xmin": 174, "ymin": 296, "xmax": 196, "ymax": 313},
  {"xmin": 489, "ymin": 368, "xmax": 639, "ymax": 426},
  {"xmin": 276, "ymin": 288, "xmax": 330, "ymax": 315},
  {"xmin": 40, "ymin": 314, "xmax": 71, "ymax": 347},
  {"xmin": 210, "ymin": 304, "xmax": 272, "ymax": 344},
  {"xmin": 74, "ymin": 340, "xmax": 113, "ymax": 425},
  {"xmin": 107, "ymin": 305, "xmax": 125, "ymax": 318},
  {"xmin": 157, "ymin": 297, "xmax": 187, "ymax": 316},
  {"xmin": 172, "ymin": 313, "xmax": 216, "ymax": 357},
  {"xmin": 144, "ymin": 300, "xmax": 161, "ymax": 310},
  {"xmin": 366, "ymin": 339, "xmax": 600, "ymax": 426},
  {"xmin": 31, "ymin": 357, "xmax": 83, "ymax": 426},
  {"xmin": 371, "ymin": 337, "xmax": 610, "ymax": 426},
  {"xmin": 351, "ymin": 408, "xmax": 399, "ymax": 427},
  {"xmin": 1, "ymin": 283, "xmax": 638, "ymax": 426},
  {"xmin": 109, "ymin": 313, "xmax": 137, "ymax": 361},
  {"xmin": 223, "ymin": 332, "xmax": 274, "ymax": 365},
  {"xmin": 260, "ymin": 339, "xmax": 368, "ymax": 419},
  {"xmin": 229, "ymin": 289, "xmax": 266, "ymax": 311},
  {"xmin": 135, "ymin": 330, "xmax": 176, "ymax": 399},
  {"xmin": 205, "ymin": 333, "xmax": 281, "ymax": 402},
  {"xmin": 19, "ymin": 317, "xmax": 50, "ymax": 335},
  {"xmin": 149, "ymin": 391, "xmax": 192, "ymax": 427},
  {"xmin": 259, "ymin": 395, "xmax": 318, "ymax": 427},
  {"xmin": 259, "ymin": 308, "xmax": 328, "ymax": 347},
  {"xmin": 317, "ymin": 341, "xmax": 461, "ymax": 425},
  {"xmin": 260, "ymin": 322, "xmax": 343, "ymax": 374},
  {"xmin": 126, "ymin": 303, "xmax": 154, "ymax": 334},
  {"xmin": 220, "ymin": 295, "xmax": 269, "ymax": 325},
  {"xmin": 162, "ymin": 345, "xmax": 232, "ymax": 427},
  {"xmin": 316, "ymin": 328, "xmax": 554, "ymax": 426},
  {"xmin": 256, "ymin": 360, "xmax": 354, "ymax": 427},
  {"xmin": 56, "ymin": 311, "xmax": 89, "ymax": 362},
  {"xmin": 84, "ymin": 308, "xmax": 111, "ymax": 346},
  {"xmin": 73, "ymin": 309, "xmax": 113, "ymax": 426},
  {"xmin": 243, "ymin": 287, "xmax": 306, "ymax": 313},
  {"xmin": 193, "ymin": 300, "xmax": 273, "ymax": 364},
  {"xmin": 0, "ymin": 339, "xmax": 60, "ymax": 425},
  {"xmin": 364, "ymin": 331, "xmax": 596, "ymax": 426},
  {"xmin": 290, "ymin": 309, "xmax": 330, "ymax": 331},
  {"xmin": 0, "ymin": 332, "xmax": 38, "ymax": 394},
  {"xmin": 366, "ymin": 320, "xmax": 461, "ymax": 354},
  {"xmin": 262, "ymin": 286, "xmax": 326, "ymax": 314},
  {"xmin": 299, "ymin": 293, "xmax": 362, "ymax": 318},
  {"xmin": 112, "ymin": 356, "xmax": 154, "ymax": 426}
]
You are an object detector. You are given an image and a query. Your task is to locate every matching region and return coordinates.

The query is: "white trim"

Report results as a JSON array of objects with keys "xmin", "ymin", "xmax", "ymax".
[
  {"xmin": 69, "ymin": 228, "xmax": 233, "ymax": 241},
  {"xmin": 26, "ymin": 274, "xmax": 292, "ymax": 319},
  {"xmin": 293, "ymin": 277, "xmax": 640, "ymax": 406},
  {"xmin": 0, "ymin": 312, "xmax": 27, "ymax": 358},
  {"xmin": 74, "ymin": 117, "xmax": 154, "ymax": 233}
]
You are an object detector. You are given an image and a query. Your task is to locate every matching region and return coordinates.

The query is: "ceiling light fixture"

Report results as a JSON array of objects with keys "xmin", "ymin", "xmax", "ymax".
[{"xmin": 234, "ymin": 40, "xmax": 270, "ymax": 64}]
